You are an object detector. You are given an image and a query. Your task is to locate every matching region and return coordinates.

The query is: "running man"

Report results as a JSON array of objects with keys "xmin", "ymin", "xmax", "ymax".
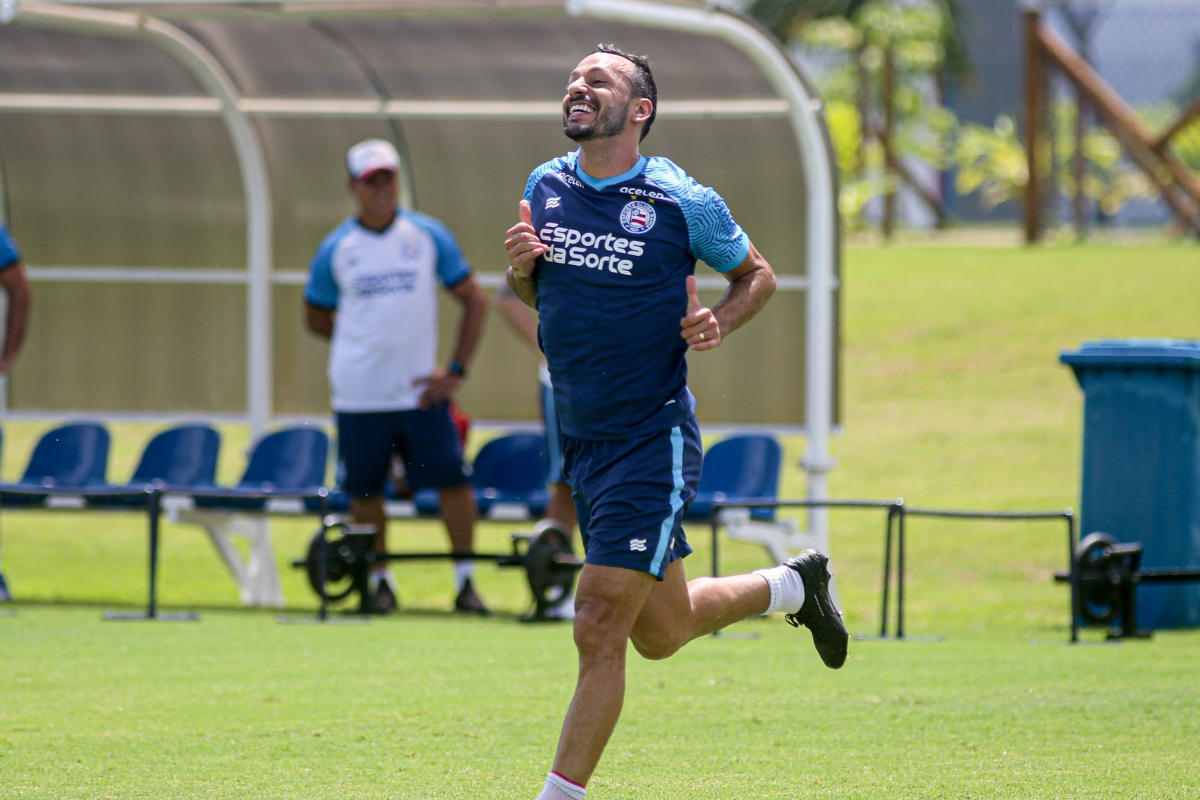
[{"xmin": 504, "ymin": 46, "xmax": 849, "ymax": 800}]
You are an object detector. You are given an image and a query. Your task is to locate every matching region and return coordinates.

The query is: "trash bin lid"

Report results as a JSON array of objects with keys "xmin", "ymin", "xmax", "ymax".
[{"xmin": 1061, "ymin": 339, "xmax": 1200, "ymax": 370}]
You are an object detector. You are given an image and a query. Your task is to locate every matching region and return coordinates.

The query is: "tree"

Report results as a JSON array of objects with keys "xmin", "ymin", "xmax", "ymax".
[{"xmin": 744, "ymin": 0, "xmax": 972, "ymax": 79}]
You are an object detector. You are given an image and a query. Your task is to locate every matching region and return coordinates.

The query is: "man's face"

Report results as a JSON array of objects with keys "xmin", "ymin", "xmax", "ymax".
[
  {"xmin": 350, "ymin": 169, "xmax": 398, "ymax": 217},
  {"xmin": 562, "ymin": 53, "xmax": 637, "ymax": 143}
]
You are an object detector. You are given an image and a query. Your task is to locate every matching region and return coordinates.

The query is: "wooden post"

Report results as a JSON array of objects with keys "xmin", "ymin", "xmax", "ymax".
[
  {"xmin": 1152, "ymin": 91, "xmax": 1200, "ymax": 152},
  {"xmin": 871, "ymin": 120, "xmax": 951, "ymax": 226},
  {"xmin": 882, "ymin": 45, "xmax": 896, "ymax": 241},
  {"xmin": 1024, "ymin": 9, "xmax": 1046, "ymax": 243},
  {"xmin": 1037, "ymin": 21, "xmax": 1200, "ymax": 234},
  {"xmin": 1074, "ymin": 89, "xmax": 1088, "ymax": 237}
]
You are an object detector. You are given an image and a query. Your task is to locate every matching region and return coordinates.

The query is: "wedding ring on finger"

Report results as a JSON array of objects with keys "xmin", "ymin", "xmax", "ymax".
[{"xmin": 699, "ymin": 332, "xmax": 706, "ymax": 342}]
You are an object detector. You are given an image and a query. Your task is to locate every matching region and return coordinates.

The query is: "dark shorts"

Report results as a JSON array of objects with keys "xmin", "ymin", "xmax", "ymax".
[
  {"xmin": 540, "ymin": 381, "xmax": 565, "ymax": 485},
  {"xmin": 562, "ymin": 416, "xmax": 701, "ymax": 580},
  {"xmin": 336, "ymin": 406, "xmax": 469, "ymax": 497}
]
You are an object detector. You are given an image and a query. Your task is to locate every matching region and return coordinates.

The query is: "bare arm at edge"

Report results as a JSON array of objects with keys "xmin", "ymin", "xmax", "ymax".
[{"xmin": 0, "ymin": 261, "xmax": 31, "ymax": 372}]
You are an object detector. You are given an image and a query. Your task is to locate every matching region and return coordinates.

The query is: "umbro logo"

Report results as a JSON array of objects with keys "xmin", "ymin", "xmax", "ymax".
[
  {"xmin": 545, "ymin": 196, "xmax": 562, "ymax": 209},
  {"xmin": 630, "ymin": 539, "xmax": 647, "ymax": 552}
]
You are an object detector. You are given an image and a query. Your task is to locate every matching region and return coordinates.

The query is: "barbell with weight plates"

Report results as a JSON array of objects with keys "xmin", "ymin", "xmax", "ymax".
[
  {"xmin": 1057, "ymin": 532, "xmax": 1200, "ymax": 638},
  {"xmin": 294, "ymin": 518, "xmax": 583, "ymax": 621}
]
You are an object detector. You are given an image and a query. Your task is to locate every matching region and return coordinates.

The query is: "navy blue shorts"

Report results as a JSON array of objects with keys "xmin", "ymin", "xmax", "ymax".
[
  {"xmin": 336, "ymin": 406, "xmax": 469, "ymax": 497},
  {"xmin": 562, "ymin": 416, "xmax": 701, "ymax": 580},
  {"xmin": 540, "ymin": 380, "xmax": 565, "ymax": 485}
]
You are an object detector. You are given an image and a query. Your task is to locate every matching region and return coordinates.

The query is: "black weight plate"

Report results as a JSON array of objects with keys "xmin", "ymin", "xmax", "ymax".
[
  {"xmin": 1076, "ymin": 532, "xmax": 1120, "ymax": 626},
  {"xmin": 305, "ymin": 527, "xmax": 361, "ymax": 602},
  {"xmin": 525, "ymin": 523, "xmax": 576, "ymax": 611}
]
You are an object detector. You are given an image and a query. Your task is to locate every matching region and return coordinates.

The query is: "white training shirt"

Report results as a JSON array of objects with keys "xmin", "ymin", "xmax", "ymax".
[{"xmin": 305, "ymin": 210, "xmax": 471, "ymax": 412}]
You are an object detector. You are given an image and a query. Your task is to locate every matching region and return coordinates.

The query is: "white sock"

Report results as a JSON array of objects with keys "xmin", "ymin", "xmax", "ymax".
[
  {"xmin": 368, "ymin": 568, "xmax": 393, "ymax": 590},
  {"xmin": 536, "ymin": 772, "xmax": 586, "ymax": 800},
  {"xmin": 754, "ymin": 564, "xmax": 805, "ymax": 615},
  {"xmin": 454, "ymin": 561, "xmax": 475, "ymax": 592}
]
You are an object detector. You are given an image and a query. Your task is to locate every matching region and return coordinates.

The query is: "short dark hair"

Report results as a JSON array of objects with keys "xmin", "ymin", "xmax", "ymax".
[{"xmin": 593, "ymin": 44, "xmax": 657, "ymax": 141}]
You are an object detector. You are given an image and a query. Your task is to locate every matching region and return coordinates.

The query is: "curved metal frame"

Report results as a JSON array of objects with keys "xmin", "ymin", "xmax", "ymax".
[
  {"xmin": 10, "ymin": 1, "xmax": 275, "ymax": 436},
  {"xmin": 3, "ymin": 1, "xmax": 842, "ymax": 523}
]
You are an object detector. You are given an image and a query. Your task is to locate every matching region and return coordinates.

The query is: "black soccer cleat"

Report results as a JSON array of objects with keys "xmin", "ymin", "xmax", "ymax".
[
  {"xmin": 784, "ymin": 550, "xmax": 849, "ymax": 669},
  {"xmin": 453, "ymin": 578, "xmax": 492, "ymax": 616}
]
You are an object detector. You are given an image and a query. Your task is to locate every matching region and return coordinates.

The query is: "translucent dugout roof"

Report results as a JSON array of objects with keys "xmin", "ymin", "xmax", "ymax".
[{"xmin": 0, "ymin": 0, "xmax": 840, "ymax": 515}]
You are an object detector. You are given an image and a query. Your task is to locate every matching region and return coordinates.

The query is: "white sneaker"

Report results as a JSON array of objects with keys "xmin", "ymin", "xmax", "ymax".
[
  {"xmin": 367, "ymin": 569, "xmax": 399, "ymax": 613},
  {"xmin": 544, "ymin": 593, "xmax": 576, "ymax": 620}
]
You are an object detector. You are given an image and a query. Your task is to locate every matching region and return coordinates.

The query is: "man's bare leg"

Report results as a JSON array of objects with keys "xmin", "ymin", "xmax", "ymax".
[
  {"xmin": 438, "ymin": 485, "xmax": 488, "ymax": 612},
  {"xmin": 350, "ymin": 495, "xmax": 388, "ymax": 558},
  {"xmin": 437, "ymin": 484, "xmax": 476, "ymax": 552},
  {"xmin": 550, "ymin": 564, "xmax": 656, "ymax": 786},
  {"xmin": 544, "ymin": 481, "xmax": 578, "ymax": 534},
  {"xmin": 630, "ymin": 559, "xmax": 770, "ymax": 660},
  {"xmin": 350, "ymin": 495, "xmax": 397, "ymax": 611},
  {"xmin": 550, "ymin": 560, "xmax": 771, "ymax": 786}
]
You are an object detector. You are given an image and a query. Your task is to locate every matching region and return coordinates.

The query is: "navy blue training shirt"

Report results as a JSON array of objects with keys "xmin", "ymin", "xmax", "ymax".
[{"xmin": 524, "ymin": 150, "xmax": 750, "ymax": 441}]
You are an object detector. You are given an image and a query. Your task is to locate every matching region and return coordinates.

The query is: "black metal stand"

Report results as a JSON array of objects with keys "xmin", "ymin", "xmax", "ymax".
[
  {"xmin": 708, "ymin": 498, "xmax": 1074, "ymax": 642},
  {"xmin": 1056, "ymin": 531, "xmax": 1200, "ymax": 643},
  {"xmin": 708, "ymin": 498, "xmax": 900, "ymax": 639},
  {"xmin": 277, "ymin": 503, "xmax": 372, "ymax": 625},
  {"xmin": 104, "ymin": 488, "xmax": 199, "ymax": 622}
]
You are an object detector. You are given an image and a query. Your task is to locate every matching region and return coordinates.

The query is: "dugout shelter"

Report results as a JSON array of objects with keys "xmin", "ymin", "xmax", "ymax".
[{"xmin": 0, "ymin": 0, "xmax": 841, "ymax": 530}]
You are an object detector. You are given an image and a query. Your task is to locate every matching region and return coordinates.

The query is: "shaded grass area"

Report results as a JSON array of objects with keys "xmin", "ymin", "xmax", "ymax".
[{"xmin": 2, "ymin": 243, "xmax": 1199, "ymax": 798}]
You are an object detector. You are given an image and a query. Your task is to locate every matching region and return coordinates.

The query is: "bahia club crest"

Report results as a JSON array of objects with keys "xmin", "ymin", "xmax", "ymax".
[{"xmin": 619, "ymin": 200, "xmax": 656, "ymax": 235}]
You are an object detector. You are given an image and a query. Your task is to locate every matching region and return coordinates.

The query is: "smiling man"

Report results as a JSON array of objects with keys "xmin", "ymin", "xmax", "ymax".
[{"xmin": 504, "ymin": 46, "xmax": 850, "ymax": 800}]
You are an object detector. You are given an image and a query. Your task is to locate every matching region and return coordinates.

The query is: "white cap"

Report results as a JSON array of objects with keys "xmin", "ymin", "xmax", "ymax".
[{"xmin": 347, "ymin": 139, "xmax": 401, "ymax": 181}]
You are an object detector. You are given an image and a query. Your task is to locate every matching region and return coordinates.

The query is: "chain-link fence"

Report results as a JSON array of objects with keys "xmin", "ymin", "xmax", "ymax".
[
  {"xmin": 1044, "ymin": 0, "xmax": 1200, "ymax": 227},
  {"xmin": 775, "ymin": 0, "xmax": 1200, "ymax": 233}
]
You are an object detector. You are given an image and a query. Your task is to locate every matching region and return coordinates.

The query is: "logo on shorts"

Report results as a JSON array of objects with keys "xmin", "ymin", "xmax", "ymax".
[
  {"xmin": 619, "ymin": 200, "xmax": 656, "ymax": 235},
  {"xmin": 545, "ymin": 196, "xmax": 561, "ymax": 209},
  {"xmin": 630, "ymin": 538, "xmax": 647, "ymax": 552}
]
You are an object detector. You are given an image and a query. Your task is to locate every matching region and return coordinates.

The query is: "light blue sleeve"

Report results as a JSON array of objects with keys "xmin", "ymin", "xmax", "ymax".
[
  {"xmin": 407, "ymin": 211, "xmax": 471, "ymax": 288},
  {"xmin": 305, "ymin": 219, "xmax": 352, "ymax": 309},
  {"xmin": 645, "ymin": 158, "xmax": 750, "ymax": 273},
  {"xmin": 0, "ymin": 221, "xmax": 21, "ymax": 270},
  {"xmin": 522, "ymin": 153, "xmax": 575, "ymax": 202}
]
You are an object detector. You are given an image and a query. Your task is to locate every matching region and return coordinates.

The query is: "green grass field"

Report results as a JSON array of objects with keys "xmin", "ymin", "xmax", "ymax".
[{"xmin": 2, "ymin": 243, "xmax": 1199, "ymax": 799}]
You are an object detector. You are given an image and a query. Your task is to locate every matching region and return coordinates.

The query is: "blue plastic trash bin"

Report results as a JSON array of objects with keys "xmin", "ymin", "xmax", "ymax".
[{"xmin": 1061, "ymin": 339, "xmax": 1200, "ymax": 629}]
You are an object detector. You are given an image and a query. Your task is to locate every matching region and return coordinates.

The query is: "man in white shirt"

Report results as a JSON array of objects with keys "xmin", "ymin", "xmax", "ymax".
[{"xmin": 305, "ymin": 139, "xmax": 489, "ymax": 614}]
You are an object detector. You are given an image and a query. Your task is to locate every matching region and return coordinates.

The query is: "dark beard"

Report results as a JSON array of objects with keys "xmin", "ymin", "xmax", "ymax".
[{"xmin": 564, "ymin": 101, "xmax": 629, "ymax": 142}]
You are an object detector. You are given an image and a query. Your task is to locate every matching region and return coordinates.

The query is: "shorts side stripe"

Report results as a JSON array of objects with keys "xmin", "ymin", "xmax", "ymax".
[{"xmin": 649, "ymin": 426, "xmax": 685, "ymax": 577}]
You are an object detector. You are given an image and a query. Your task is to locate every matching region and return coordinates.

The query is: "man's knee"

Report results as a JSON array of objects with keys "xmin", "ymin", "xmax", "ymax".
[
  {"xmin": 629, "ymin": 626, "xmax": 686, "ymax": 661},
  {"xmin": 573, "ymin": 598, "xmax": 637, "ymax": 660}
]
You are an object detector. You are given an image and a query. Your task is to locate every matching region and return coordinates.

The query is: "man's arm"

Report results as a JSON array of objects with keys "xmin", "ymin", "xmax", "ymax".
[
  {"xmin": 505, "ymin": 266, "xmax": 539, "ymax": 309},
  {"xmin": 446, "ymin": 273, "xmax": 488, "ymax": 370},
  {"xmin": 680, "ymin": 241, "xmax": 776, "ymax": 351},
  {"xmin": 304, "ymin": 302, "xmax": 335, "ymax": 339},
  {"xmin": 504, "ymin": 199, "xmax": 546, "ymax": 309},
  {"xmin": 0, "ymin": 261, "xmax": 31, "ymax": 372},
  {"xmin": 493, "ymin": 285, "xmax": 541, "ymax": 353},
  {"xmin": 414, "ymin": 273, "xmax": 488, "ymax": 408}
]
